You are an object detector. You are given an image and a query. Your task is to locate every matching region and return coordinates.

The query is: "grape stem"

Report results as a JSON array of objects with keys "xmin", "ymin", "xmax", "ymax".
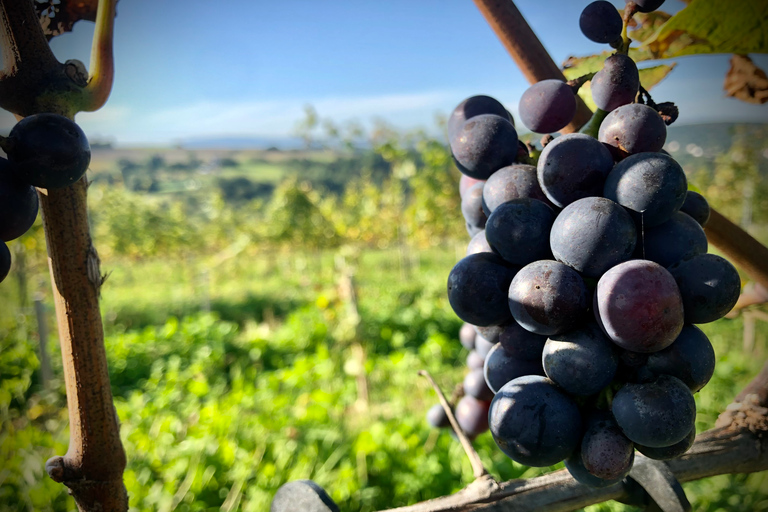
[
  {"xmin": 578, "ymin": 108, "xmax": 609, "ymax": 138},
  {"xmin": 567, "ymin": 73, "xmax": 596, "ymax": 94},
  {"xmin": 418, "ymin": 369, "xmax": 490, "ymax": 480},
  {"xmin": 619, "ymin": 2, "xmax": 638, "ymax": 54}
]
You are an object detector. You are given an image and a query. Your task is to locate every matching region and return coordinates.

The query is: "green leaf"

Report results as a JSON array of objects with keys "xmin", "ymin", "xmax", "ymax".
[
  {"xmin": 643, "ymin": 0, "xmax": 768, "ymax": 58},
  {"xmin": 639, "ymin": 63, "xmax": 677, "ymax": 90}
]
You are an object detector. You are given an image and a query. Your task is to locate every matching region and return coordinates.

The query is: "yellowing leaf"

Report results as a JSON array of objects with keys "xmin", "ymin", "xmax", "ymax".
[{"xmin": 643, "ymin": 0, "xmax": 768, "ymax": 58}]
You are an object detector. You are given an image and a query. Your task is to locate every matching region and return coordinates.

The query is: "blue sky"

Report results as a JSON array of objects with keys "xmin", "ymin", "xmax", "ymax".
[{"xmin": 2, "ymin": 0, "xmax": 766, "ymax": 146}]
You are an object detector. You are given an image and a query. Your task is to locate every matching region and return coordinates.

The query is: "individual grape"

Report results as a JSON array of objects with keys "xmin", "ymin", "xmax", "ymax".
[
  {"xmin": 270, "ymin": 480, "xmax": 340, "ymax": 512},
  {"xmin": 537, "ymin": 133, "xmax": 615, "ymax": 208},
  {"xmin": 489, "ymin": 375, "xmax": 582, "ymax": 467},
  {"xmin": 640, "ymin": 211, "xmax": 708, "ymax": 268},
  {"xmin": 636, "ymin": 427, "xmax": 695, "ymax": 460},
  {"xmin": 580, "ymin": 412, "xmax": 635, "ymax": 481},
  {"xmin": 0, "ymin": 158, "xmax": 39, "ymax": 242},
  {"xmin": 451, "ymin": 114, "xmax": 518, "ymax": 180},
  {"xmin": 481, "ymin": 164, "xmax": 551, "ymax": 215},
  {"xmin": 459, "ymin": 174, "xmax": 485, "ymax": 198},
  {"xmin": 426, "ymin": 403, "xmax": 450, "ymax": 428},
  {"xmin": 616, "ymin": 348, "xmax": 652, "ymax": 383},
  {"xmin": 595, "ymin": 260, "xmax": 683, "ymax": 353},
  {"xmin": 566, "ymin": 448, "xmax": 625, "ymax": 488},
  {"xmin": 591, "ymin": 54, "xmax": 640, "ymax": 112},
  {"xmin": 518, "ymin": 80, "xmax": 577, "ymax": 134},
  {"xmin": 475, "ymin": 334, "xmax": 496, "ymax": 359},
  {"xmin": 459, "ymin": 322, "xmax": 477, "ymax": 350},
  {"xmin": 464, "ymin": 368, "xmax": 494, "ymax": 400},
  {"xmin": 645, "ymin": 325, "xmax": 715, "ymax": 392},
  {"xmin": 466, "ymin": 229, "xmax": 492, "ymax": 256},
  {"xmin": 4, "ymin": 113, "xmax": 91, "ymax": 189},
  {"xmin": 580, "ymin": 1, "xmax": 623, "ymax": 44},
  {"xmin": 542, "ymin": 322, "xmax": 618, "ymax": 396},
  {"xmin": 448, "ymin": 95, "xmax": 511, "ymax": 142},
  {"xmin": 0, "ymin": 241, "xmax": 10, "ymax": 283},
  {"xmin": 483, "ymin": 343, "xmax": 544, "ymax": 393},
  {"xmin": 668, "ymin": 253, "xmax": 741, "ymax": 324},
  {"xmin": 447, "ymin": 252, "xmax": 517, "ymax": 327},
  {"xmin": 467, "ymin": 350, "xmax": 485, "ymax": 370},
  {"xmin": 485, "ymin": 198, "xmax": 556, "ymax": 266},
  {"xmin": 599, "ymin": 104, "xmax": 667, "ymax": 155},
  {"xmin": 603, "ymin": 152, "xmax": 687, "ymax": 228},
  {"xmin": 455, "ymin": 395, "xmax": 491, "ymax": 436},
  {"xmin": 550, "ymin": 197, "xmax": 637, "ymax": 278},
  {"xmin": 612, "ymin": 375, "xmax": 696, "ymax": 448},
  {"xmin": 474, "ymin": 323, "xmax": 506, "ymax": 344},
  {"xmin": 461, "ymin": 181, "xmax": 487, "ymax": 235},
  {"xmin": 679, "ymin": 190, "xmax": 710, "ymax": 227},
  {"xmin": 508, "ymin": 260, "xmax": 589, "ymax": 336},
  {"xmin": 498, "ymin": 320, "xmax": 548, "ymax": 361},
  {"xmin": 632, "ymin": 0, "xmax": 666, "ymax": 13}
]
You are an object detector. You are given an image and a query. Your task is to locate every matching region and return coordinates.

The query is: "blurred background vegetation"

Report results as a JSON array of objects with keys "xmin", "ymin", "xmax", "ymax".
[{"xmin": 1, "ymin": 115, "xmax": 767, "ymax": 511}]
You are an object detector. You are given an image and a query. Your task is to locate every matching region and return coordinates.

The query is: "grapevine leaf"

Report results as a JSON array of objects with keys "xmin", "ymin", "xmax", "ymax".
[
  {"xmin": 642, "ymin": 0, "xmax": 768, "ymax": 58},
  {"xmin": 628, "ymin": 11, "xmax": 673, "ymax": 44},
  {"xmin": 639, "ymin": 63, "xmax": 677, "ymax": 91},
  {"xmin": 562, "ymin": 48, "xmax": 657, "ymax": 79},
  {"xmin": 723, "ymin": 54, "xmax": 768, "ymax": 104}
]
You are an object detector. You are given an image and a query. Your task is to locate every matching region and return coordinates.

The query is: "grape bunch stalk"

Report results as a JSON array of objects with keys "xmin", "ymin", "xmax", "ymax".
[
  {"xmin": 0, "ymin": 113, "xmax": 92, "ymax": 286},
  {"xmin": 431, "ymin": 0, "xmax": 744, "ymax": 488}
]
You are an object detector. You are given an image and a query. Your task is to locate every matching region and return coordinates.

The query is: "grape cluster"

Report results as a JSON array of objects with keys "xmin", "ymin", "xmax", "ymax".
[
  {"xmin": 432, "ymin": 0, "xmax": 743, "ymax": 487},
  {"xmin": 0, "ymin": 113, "xmax": 91, "ymax": 284}
]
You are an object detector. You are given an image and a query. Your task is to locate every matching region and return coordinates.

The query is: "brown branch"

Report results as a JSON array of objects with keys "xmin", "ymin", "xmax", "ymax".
[
  {"xmin": 470, "ymin": 0, "xmax": 593, "ymax": 134},
  {"xmin": 0, "ymin": 1, "xmax": 127, "ymax": 510},
  {"xmin": 705, "ymin": 208, "xmax": 768, "ymax": 291}
]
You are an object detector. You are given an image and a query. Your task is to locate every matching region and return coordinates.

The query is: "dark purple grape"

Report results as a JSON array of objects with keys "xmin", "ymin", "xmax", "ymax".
[
  {"xmin": 466, "ymin": 229, "xmax": 492, "ymax": 256},
  {"xmin": 461, "ymin": 181, "xmax": 487, "ymax": 235},
  {"xmin": 537, "ymin": 133, "xmax": 615, "ymax": 208},
  {"xmin": 580, "ymin": 1, "xmax": 623, "ymax": 44},
  {"xmin": 485, "ymin": 198, "xmax": 556, "ymax": 266},
  {"xmin": 603, "ymin": 152, "xmax": 687, "ymax": 228},
  {"xmin": 5, "ymin": 113, "xmax": 91, "ymax": 189},
  {"xmin": 591, "ymin": 54, "xmax": 640, "ymax": 112},
  {"xmin": 508, "ymin": 260, "xmax": 589, "ymax": 336},
  {"xmin": 448, "ymin": 95, "xmax": 511, "ymax": 142},
  {"xmin": 464, "ymin": 368, "xmax": 494, "ymax": 400},
  {"xmin": 599, "ymin": 104, "xmax": 667, "ymax": 155},
  {"xmin": 640, "ymin": 212, "xmax": 708, "ymax": 268},
  {"xmin": 474, "ymin": 323, "xmax": 505, "ymax": 344},
  {"xmin": 481, "ymin": 164, "xmax": 551, "ymax": 215},
  {"xmin": 668, "ymin": 254, "xmax": 741, "ymax": 324},
  {"xmin": 645, "ymin": 325, "xmax": 715, "ymax": 392},
  {"xmin": 632, "ymin": 0, "xmax": 666, "ymax": 13},
  {"xmin": 519, "ymin": 80, "xmax": 577, "ymax": 134},
  {"xmin": 459, "ymin": 175, "xmax": 485, "ymax": 198},
  {"xmin": 612, "ymin": 375, "xmax": 696, "ymax": 448},
  {"xmin": 426, "ymin": 403, "xmax": 450, "ymax": 428},
  {"xmin": 0, "ymin": 241, "xmax": 10, "ymax": 283},
  {"xmin": 459, "ymin": 322, "xmax": 477, "ymax": 350},
  {"xmin": 679, "ymin": 190, "xmax": 710, "ymax": 227},
  {"xmin": 498, "ymin": 320, "xmax": 548, "ymax": 361},
  {"xmin": 455, "ymin": 395, "xmax": 491, "ymax": 436},
  {"xmin": 581, "ymin": 412, "xmax": 634, "ymax": 481},
  {"xmin": 467, "ymin": 350, "xmax": 485, "ymax": 370},
  {"xmin": 483, "ymin": 343, "xmax": 544, "ymax": 393},
  {"xmin": 447, "ymin": 252, "xmax": 517, "ymax": 327},
  {"xmin": 616, "ymin": 349, "xmax": 652, "ymax": 383},
  {"xmin": 475, "ymin": 335, "xmax": 496, "ymax": 359},
  {"xmin": 595, "ymin": 260, "xmax": 683, "ymax": 353},
  {"xmin": 489, "ymin": 375, "xmax": 583, "ymax": 467},
  {"xmin": 636, "ymin": 427, "xmax": 695, "ymax": 460},
  {"xmin": 451, "ymin": 114, "xmax": 518, "ymax": 180},
  {"xmin": 550, "ymin": 197, "xmax": 637, "ymax": 278},
  {"xmin": 566, "ymin": 448, "xmax": 625, "ymax": 488},
  {"xmin": 0, "ymin": 158, "xmax": 39, "ymax": 241},
  {"xmin": 542, "ymin": 322, "xmax": 619, "ymax": 396}
]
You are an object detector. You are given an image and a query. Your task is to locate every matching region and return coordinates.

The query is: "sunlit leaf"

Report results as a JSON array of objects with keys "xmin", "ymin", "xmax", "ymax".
[{"xmin": 642, "ymin": 0, "xmax": 768, "ymax": 58}]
